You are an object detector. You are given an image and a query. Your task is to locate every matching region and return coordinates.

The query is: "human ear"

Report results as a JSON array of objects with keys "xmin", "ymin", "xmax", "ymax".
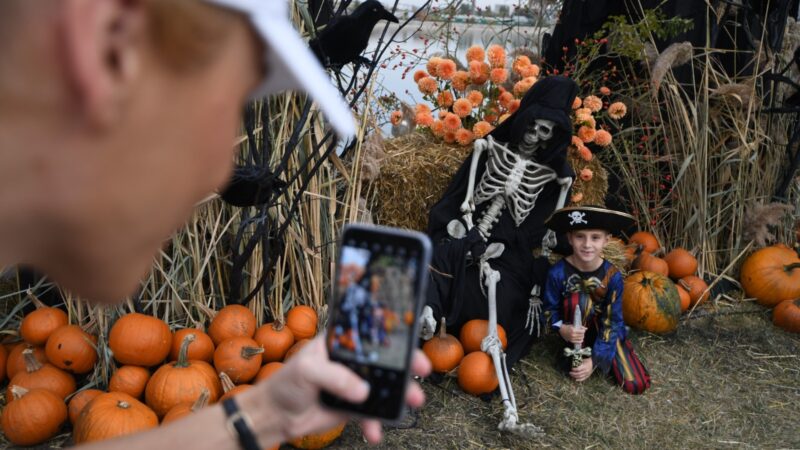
[{"xmin": 58, "ymin": 0, "xmax": 146, "ymax": 128}]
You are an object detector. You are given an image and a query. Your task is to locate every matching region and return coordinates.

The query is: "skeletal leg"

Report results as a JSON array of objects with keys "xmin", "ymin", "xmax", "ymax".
[{"xmin": 480, "ymin": 261, "xmax": 543, "ymax": 437}]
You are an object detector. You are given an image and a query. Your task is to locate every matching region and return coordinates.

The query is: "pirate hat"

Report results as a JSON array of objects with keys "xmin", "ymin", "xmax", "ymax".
[{"xmin": 545, "ymin": 205, "xmax": 634, "ymax": 235}]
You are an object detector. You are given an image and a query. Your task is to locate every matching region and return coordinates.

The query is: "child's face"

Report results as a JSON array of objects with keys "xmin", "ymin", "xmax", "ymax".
[{"xmin": 567, "ymin": 229, "xmax": 610, "ymax": 266}]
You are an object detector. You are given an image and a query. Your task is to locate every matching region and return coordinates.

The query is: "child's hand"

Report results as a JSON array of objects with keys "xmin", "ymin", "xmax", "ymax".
[
  {"xmin": 569, "ymin": 358, "xmax": 594, "ymax": 382},
  {"xmin": 559, "ymin": 324, "xmax": 586, "ymax": 345}
]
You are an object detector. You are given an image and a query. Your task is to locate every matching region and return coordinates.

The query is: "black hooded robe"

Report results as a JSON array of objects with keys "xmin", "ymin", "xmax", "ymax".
[{"xmin": 425, "ymin": 76, "xmax": 579, "ymax": 367}]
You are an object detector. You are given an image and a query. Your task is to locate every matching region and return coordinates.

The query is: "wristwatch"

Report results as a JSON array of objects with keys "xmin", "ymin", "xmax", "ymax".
[{"xmin": 222, "ymin": 397, "xmax": 260, "ymax": 450}]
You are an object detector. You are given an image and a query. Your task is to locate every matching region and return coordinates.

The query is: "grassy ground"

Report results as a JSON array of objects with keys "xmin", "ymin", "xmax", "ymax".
[{"xmin": 329, "ymin": 299, "xmax": 800, "ymax": 450}]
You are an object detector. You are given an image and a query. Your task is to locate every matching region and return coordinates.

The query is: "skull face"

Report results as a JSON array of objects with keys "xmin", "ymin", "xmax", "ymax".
[{"xmin": 519, "ymin": 119, "xmax": 556, "ymax": 157}]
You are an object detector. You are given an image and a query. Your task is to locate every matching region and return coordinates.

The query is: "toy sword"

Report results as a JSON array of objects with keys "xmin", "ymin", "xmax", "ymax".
[{"xmin": 563, "ymin": 306, "xmax": 591, "ymax": 368}]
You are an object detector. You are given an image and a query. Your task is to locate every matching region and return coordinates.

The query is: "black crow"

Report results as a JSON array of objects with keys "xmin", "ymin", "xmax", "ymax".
[
  {"xmin": 219, "ymin": 165, "xmax": 287, "ymax": 208},
  {"xmin": 309, "ymin": 0, "xmax": 399, "ymax": 69}
]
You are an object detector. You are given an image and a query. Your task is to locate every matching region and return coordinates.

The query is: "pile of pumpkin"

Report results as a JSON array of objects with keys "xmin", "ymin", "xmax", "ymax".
[
  {"xmin": 739, "ymin": 244, "xmax": 800, "ymax": 334},
  {"xmin": 0, "ymin": 300, "xmax": 344, "ymax": 449}
]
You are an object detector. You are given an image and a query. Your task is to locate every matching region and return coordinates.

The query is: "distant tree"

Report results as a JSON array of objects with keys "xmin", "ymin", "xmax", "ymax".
[
  {"xmin": 496, "ymin": 4, "xmax": 510, "ymax": 16},
  {"xmin": 457, "ymin": 3, "xmax": 473, "ymax": 15}
]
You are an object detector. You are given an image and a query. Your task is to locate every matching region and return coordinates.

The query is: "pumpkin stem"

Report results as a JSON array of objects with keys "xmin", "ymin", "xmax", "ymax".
[
  {"xmin": 22, "ymin": 348, "xmax": 43, "ymax": 373},
  {"xmin": 241, "ymin": 346, "xmax": 265, "ymax": 360},
  {"xmin": 26, "ymin": 289, "xmax": 46, "ymax": 309},
  {"xmin": 272, "ymin": 320, "xmax": 285, "ymax": 331},
  {"xmin": 117, "ymin": 400, "xmax": 131, "ymax": 409},
  {"xmin": 785, "ymin": 262, "xmax": 800, "ymax": 272},
  {"xmin": 219, "ymin": 372, "xmax": 236, "ymax": 393},
  {"xmin": 191, "ymin": 388, "xmax": 211, "ymax": 412},
  {"xmin": 175, "ymin": 334, "xmax": 196, "ymax": 368},
  {"xmin": 438, "ymin": 317, "xmax": 447, "ymax": 338},
  {"xmin": 9, "ymin": 385, "xmax": 29, "ymax": 400}
]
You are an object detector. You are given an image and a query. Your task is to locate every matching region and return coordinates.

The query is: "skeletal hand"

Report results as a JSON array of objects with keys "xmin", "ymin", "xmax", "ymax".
[
  {"xmin": 419, "ymin": 306, "xmax": 436, "ymax": 340},
  {"xmin": 569, "ymin": 358, "xmax": 594, "ymax": 382},
  {"xmin": 559, "ymin": 324, "xmax": 585, "ymax": 345},
  {"xmin": 542, "ymin": 229, "xmax": 557, "ymax": 250}
]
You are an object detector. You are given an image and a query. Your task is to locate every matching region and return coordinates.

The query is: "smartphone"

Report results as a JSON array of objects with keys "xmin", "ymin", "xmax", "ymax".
[{"xmin": 321, "ymin": 223, "xmax": 432, "ymax": 421}]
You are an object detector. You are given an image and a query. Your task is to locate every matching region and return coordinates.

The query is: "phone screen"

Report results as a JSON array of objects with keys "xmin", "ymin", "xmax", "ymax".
[{"xmin": 323, "ymin": 225, "xmax": 430, "ymax": 420}]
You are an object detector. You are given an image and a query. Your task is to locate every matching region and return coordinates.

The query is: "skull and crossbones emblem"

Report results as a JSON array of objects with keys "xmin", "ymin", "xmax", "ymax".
[{"xmin": 568, "ymin": 211, "xmax": 587, "ymax": 225}]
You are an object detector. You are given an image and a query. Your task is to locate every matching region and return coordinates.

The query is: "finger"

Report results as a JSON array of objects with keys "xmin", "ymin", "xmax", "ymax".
[
  {"xmin": 404, "ymin": 381, "xmax": 426, "ymax": 408},
  {"xmin": 300, "ymin": 341, "xmax": 370, "ymax": 403},
  {"xmin": 360, "ymin": 419, "xmax": 383, "ymax": 444},
  {"xmin": 411, "ymin": 350, "xmax": 432, "ymax": 378}
]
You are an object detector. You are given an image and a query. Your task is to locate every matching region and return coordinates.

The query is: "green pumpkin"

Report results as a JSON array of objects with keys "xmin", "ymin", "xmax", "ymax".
[{"xmin": 622, "ymin": 271, "xmax": 681, "ymax": 333}]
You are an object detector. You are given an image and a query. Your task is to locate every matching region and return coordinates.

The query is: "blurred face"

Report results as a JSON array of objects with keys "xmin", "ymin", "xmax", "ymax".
[
  {"xmin": 567, "ymin": 229, "xmax": 609, "ymax": 267},
  {"xmin": 36, "ymin": 6, "xmax": 263, "ymax": 303}
]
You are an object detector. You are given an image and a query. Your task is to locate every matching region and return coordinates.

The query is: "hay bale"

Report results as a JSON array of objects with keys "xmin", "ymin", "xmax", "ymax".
[{"xmin": 567, "ymin": 150, "xmax": 608, "ymax": 207}]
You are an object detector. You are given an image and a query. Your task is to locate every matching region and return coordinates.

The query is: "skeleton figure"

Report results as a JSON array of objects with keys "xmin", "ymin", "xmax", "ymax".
[{"xmin": 421, "ymin": 76, "xmax": 579, "ymax": 436}]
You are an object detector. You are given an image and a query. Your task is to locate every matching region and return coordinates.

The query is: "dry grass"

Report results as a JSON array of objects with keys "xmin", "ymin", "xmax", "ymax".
[{"xmin": 332, "ymin": 299, "xmax": 800, "ymax": 449}]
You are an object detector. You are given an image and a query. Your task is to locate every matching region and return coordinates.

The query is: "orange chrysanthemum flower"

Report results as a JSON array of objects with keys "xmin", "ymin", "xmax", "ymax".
[
  {"xmin": 417, "ymin": 77, "xmax": 437, "ymax": 95},
  {"xmin": 437, "ymin": 59, "xmax": 457, "ymax": 80},
  {"xmin": 486, "ymin": 44, "xmax": 506, "ymax": 68},
  {"xmin": 608, "ymin": 102, "xmax": 627, "ymax": 119},
  {"xmin": 455, "ymin": 128, "xmax": 474, "ymax": 146},
  {"xmin": 508, "ymin": 99, "xmax": 521, "ymax": 114},
  {"xmin": 580, "ymin": 168, "xmax": 593, "ymax": 181},
  {"xmin": 431, "ymin": 119, "xmax": 445, "ymax": 137},
  {"xmin": 490, "ymin": 68, "xmax": 508, "ymax": 84},
  {"xmin": 575, "ymin": 107, "xmax": 592, "ymax": 117},
  {"xmin": 452, "ymin": 98, "xmax": 473, "ymax": 118},
  {"xmin": 472, "ymin": 121, "xmax": 493, "ymax": 138},
  {"xmin": 468, "ymin": 61, "xmax": 483, "ymax": 79},
  {"xmin": 594, "ymin": 129, "xmax": 612, "ymax": 147},
  {"xmin": 571, "ymin": 135, "xmax": 584, "ymax": 148},
  {"xmin": 451, "ymin": 71, "xmax": 470, "ymax": 91},
  {"xmin": 466, "ymin": 45, "xmax": 485, "ymax": 63},
  {"xmin": 443, "ymin": 130, "xmax": 457, "ymax": 144},
  {"xmin": 467, "ymin": 90, "xmax": 484, "ymax": 107},
  {"xmin": 438, "ymin": 110, "xmax": 448, "ymax": 119},
  {"xmin": 513, "ymin": 77, "xmax": 536, "ymax": 96},
  {"xmin": 390, "ymin": 111, "xmax": 403, "ymax": 126},
  {"xmin": 415, "ymin": 104, "xmax": 431, "ymax": 116},
  {"xmin": 578, "ymin": 126, "xmax": 596, "ymax": 143},
  {"xmin": 512, "ymin": 55, "xmax": 531, "ymax": 75},
  {"xmin": 415, "ymin": 112, "xmax": 434, "ymax": 127},
  {"xmin": 437, "ymin": 91, "xmax": 454, "ymax": 108},
  {"xmin": 576, "ymin": 114, "xmax": 596, "ymax": 129},
  {"xmin": 583, "ymin": 95, "xmax": 603, "ymax": 112},
  {"xmin": 498, "ymin": 91, "xmax": 515, "ymax": 110},
  {"xmin": 579, "ymin": 146, "xmax": 594, "ymax": 161},
  {"xmin": 427, "ymin": 57, "xmax": 443, "ymax": 77},
  {"xmin": 413, "ymin": 70, "xmax": 429, "ymax": 83},
  {"xmin": 599, "ymin": 86, "xmax": 611, "ymax": 96},
  {"xmin": 443, "ymin": 112, "xmax": 462, "ymax": 132},
  {"xmin": 521, "ymin": 64, "xmax": 540, "ymax": 78},
  {"xmin": 571, "ymin": 192, "xmax": 584, "ymax": 203},
  {"xmin": 571, "ymin": 97, "xmax": 582, "ymax": 110}
]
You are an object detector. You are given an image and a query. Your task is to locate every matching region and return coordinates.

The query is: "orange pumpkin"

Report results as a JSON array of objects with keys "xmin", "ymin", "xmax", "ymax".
[
  {"xmin": 457, "ymin": 351, "xmax": 498, "ymax": 396},
  {"xmin": 422, "ymin": 317, "xmax": 464, "ymax": 373},
  {"xmin": 45, "ymin": 325, "xmax": 98, "ymax": 374},
  {"xmin": 6, "ymin": 343, "xmax": 47, "ymax": 380},
  {"xmin": 213, "ymin": 337, "xmax": 264, "ymax": 384},
  {"xmin": 219, "ymin": 372, "xmax": 253, "ymax": 401},
  {"xmin": 254, "ymin": 321, "xmax": 295, "ymax": 363},
  {"xmin": 1, "ymin": 386, "xmax": 67, "ymax": 446},
  {"xmin": 679, "ymin": 275, "xmax": 710, "ymax": 307},
  {"xmin": 109, "ymin": 313, "xmax": 172, "ymax": 367},
  {"xmin": 676, "ymin": 283, "xmax": 691, "ymax": 312},
  {"xmin": 773, "ymin": 298, "xmax": 800, "ymax": 333},
  {"xmin": 0, "ymin": 343, "xmax": 7, "ymax": 381},
  {"xmin": 255, "ymin": 362, "xmax": 284, "ymax": 382},
  {"xmin": 740, "ymin": 244, "xmax": 800, "ymax": 307},
  {"xmin": 288, "ymin": 422, "xmax": 346, "ymax": 449},
  {"xmin": 622, "ymin": 271, "xmax": 681, "ymax": 333},
  {"xmin": 459, "ymin": 319, "xmax": 507, "ymax": 353},
  {"xmin": 284, "ymin": 339, "xmax": 310, "ymax": 361},
  {"xmin": 68, "ymin": 388, "xmax": 103, "ymax": 425},
  {"xmin": 161, "ymin": 388, "xmax": 210, "ymax": 425},
  {"xmin": 629, "ymin": 231, "xmax": 660, "ymax": 253},
  {"xmin": 635, "ymin": 252, "xmax": 669, "ymax": 276},
  {"xmin": 109, "ymin": 365, "xmax": 151, "ymax": 399},
  {"xmin": 208, "ymin": 305, "xmax": 257, "ymax": 346},
  {"xmin": 169, "ymin": 328, "xmax": 215, "ymax": 363},
  {"xmin": 7, "ymin": 348, "xmax": 76, "ymax": 401},
  {"xmin": 664, "ymin": 248, "xmax": 698, "ymax": 279},
  {"xmin": 74, "ymin": 392, "xmax": 158, "ymax": 443},
  {"xmin": 144, "ymin": 334, "xmax": 222, "ymax": 418},
  {"xmin": 286, "ymin": 305, "xmax": 318, "ymax": 340},
  {"xmin": 19, "ymin": 293, "xmax": 68, "ymax": 346}
]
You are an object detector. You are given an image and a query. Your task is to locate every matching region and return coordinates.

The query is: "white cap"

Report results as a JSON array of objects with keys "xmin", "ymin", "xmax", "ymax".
[{"xmin": 205, "ymin": 0, "xmax": 356, "ymax": 140}]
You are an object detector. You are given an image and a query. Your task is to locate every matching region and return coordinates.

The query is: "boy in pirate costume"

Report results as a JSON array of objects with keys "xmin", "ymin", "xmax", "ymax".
[{"xmin": 543, "ymin": 206, "xmax": 651, "ymax": 395}]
